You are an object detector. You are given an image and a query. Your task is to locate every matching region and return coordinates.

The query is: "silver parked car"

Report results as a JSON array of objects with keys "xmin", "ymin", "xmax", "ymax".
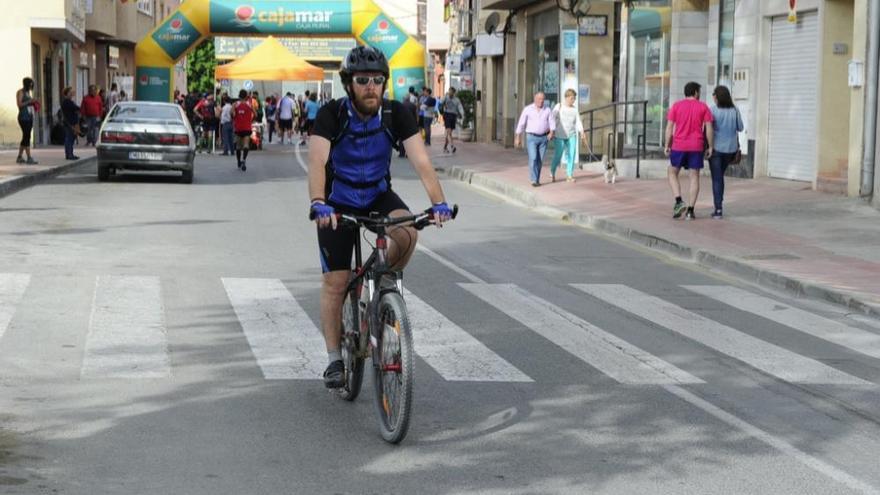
[{"xmin": 97, "ymin": 101, "xmax": 196, "ymax": 183}]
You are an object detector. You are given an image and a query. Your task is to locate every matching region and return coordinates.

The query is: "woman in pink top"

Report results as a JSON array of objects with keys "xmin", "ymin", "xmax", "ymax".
[{"xmin": 664, "ymin": 82, "xmax": 713, "ymax": 220}]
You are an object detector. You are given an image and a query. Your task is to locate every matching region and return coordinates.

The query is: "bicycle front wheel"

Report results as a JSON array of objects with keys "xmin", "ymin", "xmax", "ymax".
[
  {"xmin": 337, "ymin": 286, "xmax": 364, "ymax": 401},
  {"xmin": 372, "ymin": 291, "xmax": 414, "ymax": 444}
]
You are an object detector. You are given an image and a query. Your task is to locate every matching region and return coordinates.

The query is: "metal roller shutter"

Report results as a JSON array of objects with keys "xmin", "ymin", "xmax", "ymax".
[{"xmin": 768, "ymin": 12, "xmax": 818, "ymax": 182}]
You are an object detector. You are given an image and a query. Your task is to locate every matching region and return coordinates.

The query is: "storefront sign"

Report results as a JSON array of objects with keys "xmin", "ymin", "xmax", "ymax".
[
  {"xmin": 152, "ymin": 12, "xmax": 202, "ymax": 60},
  {"xmin": 391, "ymin": 67, "xmax": 426, "ymax": 100},
  {"xmin": 209, "ymin": 0, "xmax": 352, "ymax": 35},
  {"xmin": 578, "ymin": 15, "xmax": 607, "ymax": 36},
  {"xmin": 475, "ymin": 34, "xmax": 504, "ymax": 57},
  {"xmin": 136, "ymin": 67, "xmax": 170, "ymax": 101},
  {"xmin": 79, "ymin": 51, "xmax": 89, "ymax": 67},
  {"xmin": 214, "ymin": 36, "xmax": 354, "ymax": 60},
  {"xmin": 108, "ymin": 45, "xmax": 120, "ymax": 68},
  {"xmin": 445, "ymin": 54, "xmax": 461, "ymax": 73},
  {"xmin": 362, "ymin": 14, "xmax": 407, "ymax": 58}
]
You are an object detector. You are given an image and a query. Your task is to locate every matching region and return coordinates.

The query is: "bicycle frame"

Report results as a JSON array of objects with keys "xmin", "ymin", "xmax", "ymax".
[{"xmin": 346, "ymin": 219, "xmax": 404, "ymax": 367}]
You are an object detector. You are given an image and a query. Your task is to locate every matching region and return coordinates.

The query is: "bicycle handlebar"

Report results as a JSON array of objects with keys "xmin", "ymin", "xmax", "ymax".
[{"xmin": 309, "ymin": 204, "xmax": 459, "ymax": 230}]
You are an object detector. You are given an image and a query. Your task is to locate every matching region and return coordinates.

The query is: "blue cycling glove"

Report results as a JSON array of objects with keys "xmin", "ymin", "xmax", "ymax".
[
  {"xmin": 431, "ymin": 202, "xmax": 453, "ymax": 220},
  {"xmin": 311, "ymin": 201, "xmax": 335, "ymax": 221}
]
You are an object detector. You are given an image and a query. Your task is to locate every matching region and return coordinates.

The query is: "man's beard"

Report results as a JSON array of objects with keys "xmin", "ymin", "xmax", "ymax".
[{"xmin": 352, "ymin": 91, "xmax": 381, "ymax": 116}]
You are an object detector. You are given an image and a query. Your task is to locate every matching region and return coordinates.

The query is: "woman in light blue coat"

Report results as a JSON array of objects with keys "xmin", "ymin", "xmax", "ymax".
[{"xmin": 709, "ymin": 85, "xmax": 743, "ymax": 219}]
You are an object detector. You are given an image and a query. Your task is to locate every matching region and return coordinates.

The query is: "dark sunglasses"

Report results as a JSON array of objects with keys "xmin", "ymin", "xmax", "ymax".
[{"xmin": 353, "ymin": 75, "xmax": 386, "ymax": 86}]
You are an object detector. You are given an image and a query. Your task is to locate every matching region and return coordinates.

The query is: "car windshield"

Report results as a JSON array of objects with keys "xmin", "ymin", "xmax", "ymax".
[{"xmin": 109, "ymin": 105, "xmax": 182, "ymax": 122}]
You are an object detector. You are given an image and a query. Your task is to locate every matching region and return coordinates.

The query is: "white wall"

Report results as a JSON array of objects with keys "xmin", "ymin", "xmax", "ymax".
[{"xmin": 426, "ymin": 0, "xmax": 450, "ymax": 50}]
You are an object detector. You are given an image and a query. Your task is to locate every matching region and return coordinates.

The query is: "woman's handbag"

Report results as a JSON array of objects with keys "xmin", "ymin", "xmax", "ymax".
[{"xmin": 730, "ymin": 147, "xmax": 742, "ymax": 165}]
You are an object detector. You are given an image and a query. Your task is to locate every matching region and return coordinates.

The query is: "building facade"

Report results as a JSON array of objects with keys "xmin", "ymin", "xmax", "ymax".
[
  {"xmin": 622, "ymin": 0, "xmax": 876, "ymax": 197},
  {"xmin": 463, "ymin": 0, "xmax": 618, "ymax": 152},
  {"xmin": 1, "ymin": 0, "xmax": 183, "ymax": 147}
]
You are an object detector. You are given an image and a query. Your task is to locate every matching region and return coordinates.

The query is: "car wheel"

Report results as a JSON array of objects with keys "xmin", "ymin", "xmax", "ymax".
[
  {"xmin": 181, "ymin": 168, "xmax": 194, "ymax": 184},
  {"xmin": 98, "ymin": 164, "xmax": 110, "ymax": 181}
]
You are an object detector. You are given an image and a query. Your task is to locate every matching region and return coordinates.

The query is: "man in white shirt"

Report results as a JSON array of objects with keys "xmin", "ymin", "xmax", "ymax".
[
  {"xmin": 277, "ymin": 92, "xmax": 295, "ymax": 144},
  {"xmin": 219, "ymin": 96, "xmax": 234, "ymax": 156}
]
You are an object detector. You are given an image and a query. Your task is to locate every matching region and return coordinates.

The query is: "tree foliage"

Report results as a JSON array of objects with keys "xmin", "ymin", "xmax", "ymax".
[{"xmin": 186, "ymin": 38, "xmax": 216, "ymax": 95}]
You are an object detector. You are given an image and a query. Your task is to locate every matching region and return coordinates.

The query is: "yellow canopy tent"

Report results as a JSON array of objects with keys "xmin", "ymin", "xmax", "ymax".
[{"xmin": 214, "ymin": 36, "xmax": 325, "ymax": 81}]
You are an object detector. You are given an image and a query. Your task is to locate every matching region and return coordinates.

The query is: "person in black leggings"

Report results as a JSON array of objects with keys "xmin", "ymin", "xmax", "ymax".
[{"xmin": 15, "ymin": 77, "xmax": 39, "ymax": 164}]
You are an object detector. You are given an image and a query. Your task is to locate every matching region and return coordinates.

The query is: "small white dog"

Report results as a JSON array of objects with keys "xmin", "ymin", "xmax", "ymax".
[{"xmin": 602, "ymin": 155, "xmax": 618, "ymax": 184}]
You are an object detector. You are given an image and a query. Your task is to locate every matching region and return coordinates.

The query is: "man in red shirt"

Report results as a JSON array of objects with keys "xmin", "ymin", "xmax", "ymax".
[
  {"xmin": 80, "ymin": 85, "xmax": 104, "ymax": 146},
  {"xmin": 232, "ymin": 89, "xmax": 256, "ymax": 171},
  {"xmin": 664, "ymin": 81, "xmax": 714, "ymax": 220}
]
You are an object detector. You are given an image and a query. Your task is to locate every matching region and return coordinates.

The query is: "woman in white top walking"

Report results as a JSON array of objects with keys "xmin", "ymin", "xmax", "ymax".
[{"xmin": 550, "ymin": 89, "xmax": 586, "ymax": 182}]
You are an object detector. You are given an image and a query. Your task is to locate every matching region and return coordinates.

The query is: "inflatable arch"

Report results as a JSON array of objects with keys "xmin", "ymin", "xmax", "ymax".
[{"xmin": 135, "ymin": 0, "xmax": 425, "ymax": 101}]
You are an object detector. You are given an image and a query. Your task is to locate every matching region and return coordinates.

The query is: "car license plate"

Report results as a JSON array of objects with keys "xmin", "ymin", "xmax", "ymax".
[{"xmin": 129, "ymin": 151, "xmax": 163, "ymax": 161}]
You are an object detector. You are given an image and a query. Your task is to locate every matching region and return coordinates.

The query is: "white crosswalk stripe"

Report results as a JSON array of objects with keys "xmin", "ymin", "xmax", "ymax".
[
  {"xmin": 460, "ymin": 283, "xmax": 704, "ymax": 385},
  {"xmin": 573, "ymin": 284, "xmax": 872, "ymax": 385},
  {"xmin": 404, "ymin": 290, "xmax": 533, "ymax": 382},
  {"xmin": 222, "ymin": 277, "xmax": 326, "ymax": 380},
  {"xmin": 81, "ymin": 276, "xmax": 171, "ymax": 379},
  {"xmin": 0, "ymin": 273, "xmax": 30, "ymax": 341},
  {"xmin": 684, "ymin": 285, "xmax": 880, "ymax": 360}
]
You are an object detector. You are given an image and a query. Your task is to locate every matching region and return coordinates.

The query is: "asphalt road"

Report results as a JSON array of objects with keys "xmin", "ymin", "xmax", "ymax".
[{"xmin": 1, "ymin": 144, "xmax": 880, "ymax": 494}]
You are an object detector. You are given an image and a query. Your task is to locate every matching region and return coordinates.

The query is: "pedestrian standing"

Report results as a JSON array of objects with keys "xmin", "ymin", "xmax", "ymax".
[
  {"xmin": 232, "ymin": 89, "xmax": 255, "ymax": 171},
  {"xmin": 265, "ymin": 95, "xmax": 277, "ymax": 143},
  {"xmin": 664, "ymin": 81, "xmax": 713, "ymax": 220},
  {"xmin": 15, "ymin": 77, "xmax": 39, "ymax": 164},
  {"xmin": 301, "ymin": 92, "xmax": 319, "ymax": 146},
  {"xmin": 108, "ymin": 82, "xmax": 119, "ymax": 110},
  {"xmin": 80, "ymin": 85, "xmax": 103, "ymax": 146},
  {"xmin": 550, "ymin": 89, "xmax": 586, "ymax": 183},
  {"xmin": 514, "ymin": 92, "xmax": 555, "ymax": 187},
  {"xmin": 420, "ymin": 88, "xmax": 436, "ymax": 145},
  {"xmin": 417, "ymin": 86, "xmax": 427, "ymax": 138},
  {"xmin": 219, "ymin": 95, "xmax": 234, "ymax": 156},
  {"xmin": 399, "ymin": 87, "xmax": 419, "ymax": 158},
  {"xmin": 709, "ymin": 85, "xmax": 743, "ymax": 219},
  {"xmin": 441, "ymin": 87, "xmax": 464, "ymax": 154},
  {"xmin": 194, "ymin": 93, "xmax": 218, "ymax": 153},
  {"xmin": 60, "ymin": 87, "xmax": 80, "ymax": 160}
]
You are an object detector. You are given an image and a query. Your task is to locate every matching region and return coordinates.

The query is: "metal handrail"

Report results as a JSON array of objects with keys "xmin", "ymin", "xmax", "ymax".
[{"xmin": 580, "ymin": 100, "xmax": 650, "ymax": 178}]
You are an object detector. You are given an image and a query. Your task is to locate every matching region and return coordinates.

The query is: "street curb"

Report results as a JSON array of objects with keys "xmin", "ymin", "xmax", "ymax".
[
  {"xmin": 446, "ymin": 164, "xmax": 880, "ymax": 318},
  {"xmin": 0, "ymin": 157, "xmax": 95, "ymax": 200}
]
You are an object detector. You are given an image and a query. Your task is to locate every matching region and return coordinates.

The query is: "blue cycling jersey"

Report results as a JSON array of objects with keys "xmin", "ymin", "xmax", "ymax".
[{"xmin": 327, "ymin": 98, "xmax": 394, "ymax": 210}]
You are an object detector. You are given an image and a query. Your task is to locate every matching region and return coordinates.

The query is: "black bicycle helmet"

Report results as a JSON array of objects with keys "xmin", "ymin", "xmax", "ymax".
[{"xmin": 339, "ymin": 45, "xmax": 389, "ymax": 85}]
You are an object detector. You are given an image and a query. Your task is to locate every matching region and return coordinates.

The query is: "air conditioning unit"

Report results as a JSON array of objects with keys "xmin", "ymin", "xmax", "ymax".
[{"xmin": 457, "ymin": 10, "xmax": 473, "ymax": 42}]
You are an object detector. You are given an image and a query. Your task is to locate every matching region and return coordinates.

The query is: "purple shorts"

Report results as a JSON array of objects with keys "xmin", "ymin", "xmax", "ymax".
[{"xmin": 670, "ymin": 150, "xmax": 705, "ymax": 170}]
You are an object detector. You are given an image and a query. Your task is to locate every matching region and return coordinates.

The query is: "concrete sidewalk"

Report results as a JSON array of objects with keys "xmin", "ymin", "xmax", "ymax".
[
  {"xmin": 0, "ymin": 146, "xmax": 96, "ymax": 198},
  {"xmin": 429, "ymin": 132, "xmax": 880, "ymax": 316}
]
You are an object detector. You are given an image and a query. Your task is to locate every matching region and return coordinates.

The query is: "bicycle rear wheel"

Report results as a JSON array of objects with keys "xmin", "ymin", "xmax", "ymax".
[
  {"xmin": 372, "ymin": 291, "xmax": 414, "ymax": 444},
  {"xmin": 337, "ymin": 285, "xmax": 364, "ymax": 401}
]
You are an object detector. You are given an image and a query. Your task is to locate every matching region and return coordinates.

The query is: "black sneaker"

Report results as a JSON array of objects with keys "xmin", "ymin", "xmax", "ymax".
[
  {"xmin": 323, "ymin": 360, "xmax": 345, "ymax": 389},
  {"xmin": 711, "ymin": 209, "xmax": 723, "ymax": 219},
  {"xmin": 241, "ymin": 162, "xmax": 246, "ymax": 172},
  {"xmin": 673, "ymin": 201, "xmax": 686, "ymax": 219},
  {"xmin": 685, "ymin": 208, "xmax": 695, "ymax": 221}
]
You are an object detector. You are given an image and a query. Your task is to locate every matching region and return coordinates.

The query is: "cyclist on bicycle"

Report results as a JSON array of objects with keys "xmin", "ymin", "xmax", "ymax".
[{"xmin": 308, "ymin": 46, "xmax": 453, "ymax": 388}]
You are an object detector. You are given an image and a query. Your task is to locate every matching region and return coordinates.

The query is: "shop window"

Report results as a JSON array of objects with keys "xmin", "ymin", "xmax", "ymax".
[
  {"xmin": 529, "ymin": 9, "xmax": 560, "ymax": 107},
  {"xmin": 626, "ymin": 0, "xmax": 671, "ymax": 147},
  {"xmin": 717, "ymin": 0, "xmax": 735, "ymax": 87}
]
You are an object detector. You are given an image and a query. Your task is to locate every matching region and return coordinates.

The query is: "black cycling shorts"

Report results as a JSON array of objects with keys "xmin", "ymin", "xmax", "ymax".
[{"xmin": 317, "ymin": 189, "xmax": 410, "ymax": 273}]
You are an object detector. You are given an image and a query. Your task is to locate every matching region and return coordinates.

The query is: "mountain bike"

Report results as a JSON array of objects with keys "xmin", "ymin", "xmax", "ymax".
[{"xmin": 311, "ymin": 205, "xmax": 458, "ymax": 443}]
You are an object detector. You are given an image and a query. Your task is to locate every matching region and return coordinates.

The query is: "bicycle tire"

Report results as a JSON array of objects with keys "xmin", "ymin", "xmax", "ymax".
[
  {"xmin": 336, "ymin": 286, "xmax": 364, "ymax": 401},
  {"xmin": 372, "ymin": 291, "xmax": 414, "ymax": 444}
]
